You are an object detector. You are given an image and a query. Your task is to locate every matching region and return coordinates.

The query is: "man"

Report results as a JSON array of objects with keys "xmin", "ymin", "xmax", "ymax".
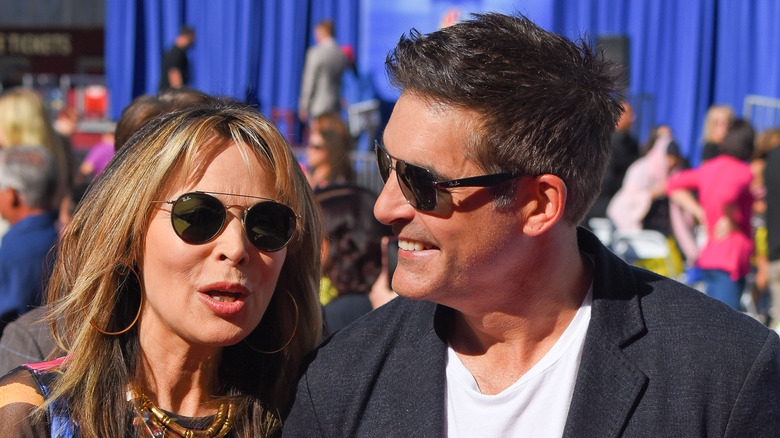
[
  {"xmin": 589, "ymin": 100, "xmax": 639, "ymax": 220},
  {"xmin": 0, "ymin": 146, "xmax": 59, "ymax": 334},
  {"xmin": 298, "ymin": 19, "xmax": 348, "ymax": 122},
  {"xmin": 158, "ymin": 26, "xmax": 196, "ymax": 93},
  {"xmin": 284, "ymin": 13, "xmax": 780, "ymax": 436}
]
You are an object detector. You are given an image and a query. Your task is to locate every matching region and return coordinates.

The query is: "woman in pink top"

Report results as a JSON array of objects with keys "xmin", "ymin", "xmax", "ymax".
[{"xmin": 666, "ymin": 119, "xmax": 755, "ymax": 309}]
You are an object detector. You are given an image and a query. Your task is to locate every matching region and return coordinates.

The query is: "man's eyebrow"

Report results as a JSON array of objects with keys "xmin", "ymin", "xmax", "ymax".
[
  {"xmin": 425, "ymin": 164, "xmax": 448, "ymax": 182},
  {"xmin": 383, "ymin": 139, "xmax": 449, "ymax": 182}
]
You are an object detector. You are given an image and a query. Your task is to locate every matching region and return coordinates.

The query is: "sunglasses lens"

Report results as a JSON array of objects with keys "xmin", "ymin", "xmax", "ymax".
[
  {"xmin": 245, "ymin": 202, "xmax": 297, "ymax": 252},
  {"xmin": 396, "ymin": 161, "xmax": 437, "ymax": 211},
  {"xmin": 375, "ymin": 143, "xmax": 391, "ymax": 183},
  {"xmin": 171, "ymin": 193, "xmax": 226, "ymax": 244}
]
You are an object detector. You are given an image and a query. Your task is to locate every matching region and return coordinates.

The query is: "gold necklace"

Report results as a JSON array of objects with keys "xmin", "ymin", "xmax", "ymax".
[{"xmin": 136, "ymin": 391, "xmax": 233, "ymax": 438}]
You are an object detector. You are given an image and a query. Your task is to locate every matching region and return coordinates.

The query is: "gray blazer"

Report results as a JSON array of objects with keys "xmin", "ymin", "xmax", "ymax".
[
  {"xmin": 299, "ymin": 40, "xmax": 348, "ymax": 119},
  {"xmin": 284, "ymin": 229, "xmax": 780, "ymax": 437}
]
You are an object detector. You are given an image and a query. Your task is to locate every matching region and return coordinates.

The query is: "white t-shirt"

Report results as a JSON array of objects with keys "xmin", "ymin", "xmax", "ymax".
[{"xmin": 446, "ymin": 288, "xmax": 592, "ymax": 437}]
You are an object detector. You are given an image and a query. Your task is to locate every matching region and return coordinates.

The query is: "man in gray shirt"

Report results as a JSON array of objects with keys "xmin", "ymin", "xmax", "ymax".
[{"xmin": 299, "ymin": 19, "xmax": 348, "ymax": 122}]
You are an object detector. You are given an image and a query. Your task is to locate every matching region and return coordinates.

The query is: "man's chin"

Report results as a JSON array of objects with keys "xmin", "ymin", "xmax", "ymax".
[{"xmin": 392, "ymin": 274, "xmax": 438, "ymax": 302}]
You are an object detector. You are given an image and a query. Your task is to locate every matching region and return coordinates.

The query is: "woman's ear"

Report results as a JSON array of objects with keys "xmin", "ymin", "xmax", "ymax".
[{"xmin": 520, "ymin": 174, "xmax": 567, "ymax": 236}]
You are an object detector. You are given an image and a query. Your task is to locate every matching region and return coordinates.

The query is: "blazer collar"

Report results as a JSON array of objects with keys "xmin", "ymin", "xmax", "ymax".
[{"xmin": 563, "ymin": 227, "xmax": 649, "ymax": 437}]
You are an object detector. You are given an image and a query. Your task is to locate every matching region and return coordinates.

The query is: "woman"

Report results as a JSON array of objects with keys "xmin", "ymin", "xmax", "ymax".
[
  {"xmin": 699, "ymin": 104, "xmax": 734, "ymax": 164},
  {"xmin": 0, "ymin": 98, "xmax": 323, "ymax": 436},
  {"xmin": 0, "ymin": 87, "xmax": 73, "ymax": 191},
  {"xmin": 305, "ymin": 114, "xmax": 355, "ymax": 189},
  {"xmin": 607, "ymin": 125, "xmax": 680, "ymax": 232},
  {"xmin": 667, "ymin": 119, "xmax": 755, "ymax": 310}
]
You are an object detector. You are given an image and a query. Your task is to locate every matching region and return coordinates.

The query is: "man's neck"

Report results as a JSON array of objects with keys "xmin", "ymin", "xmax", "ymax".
[
  {"xmin": 8, "ymin": 208, "xmax": 47, "ymax": 226},
  {"xmin": 447, "ymin": 232, "xmax": 593, "ymax": 394}
]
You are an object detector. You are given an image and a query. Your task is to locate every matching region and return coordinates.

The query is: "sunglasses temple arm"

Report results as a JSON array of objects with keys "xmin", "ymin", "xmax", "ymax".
[{"xmin": 436, "ymin": 173, "xmax": 517, "ymax": 188}]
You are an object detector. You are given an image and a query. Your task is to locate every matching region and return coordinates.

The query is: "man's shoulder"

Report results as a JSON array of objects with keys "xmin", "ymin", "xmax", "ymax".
[
  {"xmin": 310, "ymin": 41, "xmax": 346, "ymax": 62},
  {"xmin": 610, "ymin": 266, "xmax": 774, "ymax": 356},
  {"xmin": 582, "ymin": 227, "xmax": 772, "ymax": 357},
  {"xmin": 320, "ymin": 297, "xmax": 437, "ymax": 350},
  {"xmin": 287, "ymin": 298, "xmax": 447, "ymax": 436},
  {"xmin": 303, "ymin": 298, "xmax": 440, "ymax": 375},
  {"xmin": 0, "ymin": 217, "xmax": 57, "ymax": 257}
]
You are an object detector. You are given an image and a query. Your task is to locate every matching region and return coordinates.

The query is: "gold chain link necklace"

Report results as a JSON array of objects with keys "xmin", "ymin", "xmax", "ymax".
[{"xmin": 134, "ymin": 390, "xmax": 234, "ymax": 438}]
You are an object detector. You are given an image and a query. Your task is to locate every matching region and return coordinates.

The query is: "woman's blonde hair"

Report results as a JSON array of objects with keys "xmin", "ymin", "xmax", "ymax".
[
  {"xmin": 43, "ymin": 98, "xmax": 323, "ymax": 436},
  {"xmin": 702, "ymin": 104, "xmax": 734, "ymax": 144},
  {"xmin": 0, "ymin": 87, "xmax": 71, "ymax": 187}
]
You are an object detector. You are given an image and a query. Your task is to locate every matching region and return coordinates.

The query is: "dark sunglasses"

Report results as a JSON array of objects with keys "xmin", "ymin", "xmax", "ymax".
[
  {"xmin": 154, "ymin": 191, "xmax": 298, "ymax": 252},
  {"xmin": 374, "ymin": 140, "xmax": 520, "ymax": 211}
]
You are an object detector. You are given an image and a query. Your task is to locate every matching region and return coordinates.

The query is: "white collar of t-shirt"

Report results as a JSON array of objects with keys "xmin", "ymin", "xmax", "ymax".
[{"xmin": 445, "ymin": 286, "xmax": 593, "ymax": 438}]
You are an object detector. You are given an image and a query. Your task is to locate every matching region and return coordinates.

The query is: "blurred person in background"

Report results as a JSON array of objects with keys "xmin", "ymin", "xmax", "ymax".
[
  {"xmin": 316, "ymin": 185, "xmax": 391, "ymax": 333},
  {"xmin": 115, "ymin": 88, "xmax": 211, "ymax": 151},
  {"xmin": 299, "ymin": 19, "xmax": 348, "ymax": 123},
  {"xmin": 305, "ymin": 114, "xmax": 355, "ymax": 190},
  {"xmin": 0, "ymin": 178, "xmax": 85, "ymax": 375},
  {"xmin": 763, "ymin": 128, "xmax": 780, "ymax": 330},
  {"xmin": 53, "ymin": 108, "xmax": 78, "ymax": 152},
  {"xmin": 607, "ymin": 125, "xmax": 682, "ymax": 233},
  {"xmin": 700, "ymin": 104, "xmax": 734, "ymax": 163},
  {"xmin": 747, "ymin": 128, "xmax": 779, "ymax": 323},
  {"xmin": 158, "ymin": 26, "xmax": 196, "ymax": 93},
  {"xmin": 588, "ymin": 100, "xmax": 639, "ymax": 221},
  {"xmin": 77, "ymin": 131, "xmax": 115, "ymax": 182},
  {"xmin": 0, "ymin": 146, "xmax": 60, "ymax": 335},
  {"xmin": 667, "ymin": 119, "xmax": 755, "ymax": 310}
]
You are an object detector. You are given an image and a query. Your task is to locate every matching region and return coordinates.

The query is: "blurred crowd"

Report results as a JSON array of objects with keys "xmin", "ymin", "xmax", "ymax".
[{"xmin": 587, "ymin": 101, "xmax": 780, "ymax": 328}]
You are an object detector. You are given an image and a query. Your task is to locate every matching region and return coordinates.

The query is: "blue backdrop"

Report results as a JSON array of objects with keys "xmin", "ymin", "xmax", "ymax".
[{"xmin": 106, "ymin": 0, "xmax": 780, "ymax": 165}]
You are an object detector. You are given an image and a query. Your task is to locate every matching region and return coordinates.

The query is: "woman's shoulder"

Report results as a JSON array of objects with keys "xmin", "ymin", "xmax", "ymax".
[
  {"xmin": 0, "ymin": 357, "xmax": 68, "ymax": 408},
  {"xmin": 0, "ymin": 366, "xmax": 46, "ymax": 435},
  {"xmin": 0, "ymin": 364, "xmax": 47, "ymax": 403},
  {"xmin": 0, "ymin": 358, "xmax": 71, "ymax": 437}
]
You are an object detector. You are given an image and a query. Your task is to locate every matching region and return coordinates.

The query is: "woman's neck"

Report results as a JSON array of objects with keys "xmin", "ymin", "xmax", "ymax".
[{"xmin": 137, "ymin": 328, "xmax": 223, "ymax": 417}]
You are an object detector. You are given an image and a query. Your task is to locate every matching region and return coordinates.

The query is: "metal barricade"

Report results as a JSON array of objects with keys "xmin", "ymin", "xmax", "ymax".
[{"xmin": 744, "ymin": 95, "xmax": 780, "ymax": 132}]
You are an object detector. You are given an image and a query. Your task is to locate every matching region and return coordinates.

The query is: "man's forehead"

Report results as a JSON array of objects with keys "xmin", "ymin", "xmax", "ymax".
[
  {"xmin": 383, "ymin": 95, "xmax": 483, "ymax": 178},
  {"xmin": 391, "ymin": 93, "xmax": 479, "ymax": 139}
]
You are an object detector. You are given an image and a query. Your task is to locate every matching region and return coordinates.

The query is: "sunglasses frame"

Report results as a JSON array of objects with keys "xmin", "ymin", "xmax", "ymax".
[
  {"xmin": 153, "ymin": 190, "xmax": 299, "ymax": 252},
  {"xmin": 374, "ymin": 140, "xmax": 521, "ymax": 211}
]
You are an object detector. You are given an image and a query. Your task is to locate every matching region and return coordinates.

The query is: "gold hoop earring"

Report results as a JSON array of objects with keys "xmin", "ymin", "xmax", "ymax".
[
  {"xmin": 245, "ymin": 290, "xmax": 299, "ymax": 354},
  {"xmin": 88, "ymin": 266, "xmax": 143, "ymax": 336}
]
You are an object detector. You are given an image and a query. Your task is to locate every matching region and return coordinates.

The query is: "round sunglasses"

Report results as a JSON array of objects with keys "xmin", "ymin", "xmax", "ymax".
[
  {"xmin": 154, "ymin": 191, "xmax": 298, "ymax": 252},
  {"xmin": 374, "ymin": 140, "xmax": 521, "ymax": 211}
]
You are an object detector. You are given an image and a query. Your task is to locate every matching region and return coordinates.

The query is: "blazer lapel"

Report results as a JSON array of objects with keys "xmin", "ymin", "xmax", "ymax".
[
  {"xmin": 380, "ymin": 302, "xmax": 449, "ymax": 437},
  {"xmin": 563, "ymin": 229, "xmax": 649, "ymax": 437}
]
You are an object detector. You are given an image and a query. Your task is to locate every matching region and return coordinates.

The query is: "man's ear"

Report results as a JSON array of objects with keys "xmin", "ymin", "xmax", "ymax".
[
  {"xmin": 520, "ymin": 174, "xmax": 567, "ymax": 236},
  {"xmin": 0, "ymin": 187, "xmax": 18, "ymax": 206},
  {"xmin": 8, "ymin": 187, "xmax": 21, "ymax": 208}
]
